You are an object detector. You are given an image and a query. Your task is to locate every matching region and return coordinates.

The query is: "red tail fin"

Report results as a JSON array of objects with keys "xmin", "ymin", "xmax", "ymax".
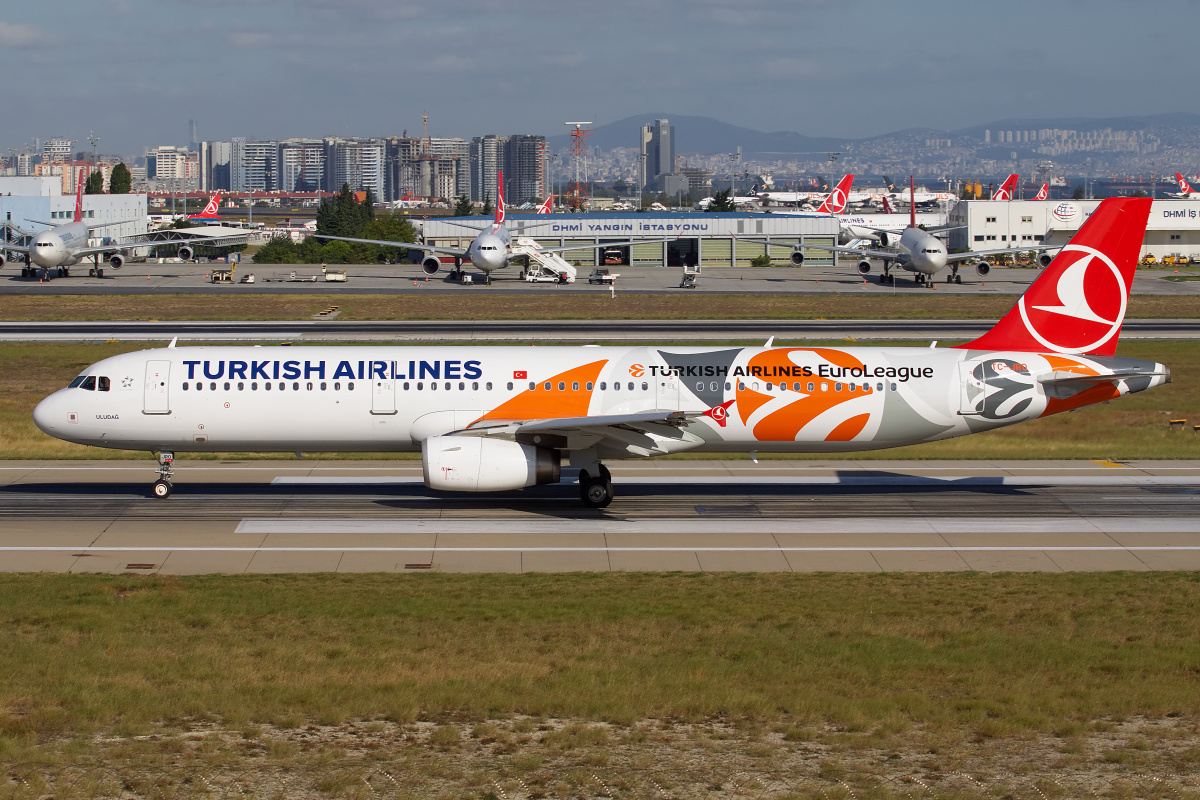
[
  {"xmin": 536, "ymin": 195, "xmax": 552, "ymax": 214},
  {"xmin": 909, "ymin": 176, "xmax": 916, "ymax": 229},
  {"xmin": 1031, "ymin": 183, "xmax": 1048, "ymax": 201},
  {"xmin": 881, "ymin": 195, "xmax": 894, "ymax": 214},
  {"xmin": 74, "ymin": 169, "xmax": 85, "ymax": 222},
  {"xmin": 816, "ymin": 174, "xmax": 853, "ymax": 214},
  {"xmin": 1177, "ymin": 173, "xmax": 1195, "ymax": 194},
  {"xmin": 493, "ymin": 169, "xmax": 505, "ymax": 228},
  {"xmin": 190, "ymin": 194, "xmax": 221, "ymax": 218},
  {"xmin": 991, "ymin": 173, "xmax": 1018, "ymax": 200},
  {"xmin": 956, "ymin": 197, "xmax": 1152, "ymax": 356}
]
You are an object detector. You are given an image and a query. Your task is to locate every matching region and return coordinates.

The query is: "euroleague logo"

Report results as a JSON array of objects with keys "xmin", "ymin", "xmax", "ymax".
[
  {"xmin": 628, "ymin": 364, "xmax": 645, "ymax": 378},
  {"xmin": 1017, "ymin": 244, "xmax": 1126, "ymax": 354},
  {"xmin": 1051, "ymin": 202, "xmax": 1079, "ymax": 222}
]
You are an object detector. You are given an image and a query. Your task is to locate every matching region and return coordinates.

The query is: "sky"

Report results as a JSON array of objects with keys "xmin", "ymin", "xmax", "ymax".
[{"xmin": 3, "ymin": 0, "xmax": 1197, "ymax": 158}]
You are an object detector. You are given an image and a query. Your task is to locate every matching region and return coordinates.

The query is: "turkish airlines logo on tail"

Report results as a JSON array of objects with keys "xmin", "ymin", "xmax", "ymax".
[
  {"xmin": 1031, "ymin": 183, "xmax": 1048, "ymax": 201},
  {"xmin": 1017, "ymin": 245, "xmax": 1127, "ymax": 354},
  {"xmin": 818, "ymin": 175, "xmax": 853, "ymax": 214},
  {"xmin": 702, "ymin": 399, "xmax": 736, "ymax": 427},
  {"xmin": 991, "ymin": 174, "xmax": 1018, "ymax": 201},
  {"xmin": 1178, "ymin": 173, "xmax": 1195, "ymax": 194}
]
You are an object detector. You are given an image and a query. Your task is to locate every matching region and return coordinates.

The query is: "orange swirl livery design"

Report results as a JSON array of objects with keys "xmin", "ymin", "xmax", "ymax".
[
  {"xmin": 33, "ymin": 198, "xmax": 1170, "ymax": 507},
  {"xmin": 735, "ymin": 349, "xmax": 874, "ymax": 442}
]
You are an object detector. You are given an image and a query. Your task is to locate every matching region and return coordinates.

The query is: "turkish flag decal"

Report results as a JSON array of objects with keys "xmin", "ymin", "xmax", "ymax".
[{"xmin": 513, "ymin": 370, "xmax": 527, "ymax": 379}]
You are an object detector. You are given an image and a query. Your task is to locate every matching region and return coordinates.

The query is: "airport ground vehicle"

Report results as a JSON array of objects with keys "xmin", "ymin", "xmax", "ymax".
[
  {"xmin": 588, "ymin": 268, "xmax": 618, "ymax": 284},
  {"xmin": 33, "ymin": 199, "xmax": 1167, "ymax": 508}
]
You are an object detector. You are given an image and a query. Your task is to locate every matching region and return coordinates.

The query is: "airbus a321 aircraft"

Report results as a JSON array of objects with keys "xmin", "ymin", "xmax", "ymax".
[
  {"xmin": 34, "ymin": 197, "xmax": 1167, "ymax": 508},
  {"xmin": 317, "ymin": 170, "xmax": 663, "ymax": 283}
]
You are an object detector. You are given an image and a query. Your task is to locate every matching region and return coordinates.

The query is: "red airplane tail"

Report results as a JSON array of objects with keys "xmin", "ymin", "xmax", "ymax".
[
  {"xmin": 881, "ymin": 195, "xmax": 895, "ymax": 214},
  {"xmin": 536, "ymin": 195, "xmax": 553, "ymax": 214},
  {"xmin": 991, "ymin": 173, "xmax": 1018, "ymax": 200},
  {"xmin": 1177, "ymin": 173, "xmax": 1195, "ymax": 194},
  {"xmin": 956, "ymin": 197, "xmax": 1152, "ymax": 356},
  {"xmin": 493, "ymin": 169, "xmax": 506, "ymax": 228},
  {"xmin": 1031, "ymin": 183, "xmax": 1048, "ymax": 201},
  {"xmin": 816, "ymin": 174, "xmax": 854, "ymax": 214},
  {"xmin": 74, "ymin": 169, "xmax": 85, "ymax": 222},
  {"xmin": 909, "ymin": 177, "xmax": 916, "ymax": 229},
  {"xmin": 190, "ymin": 194, "xmax": 221, "ymax": 219}
]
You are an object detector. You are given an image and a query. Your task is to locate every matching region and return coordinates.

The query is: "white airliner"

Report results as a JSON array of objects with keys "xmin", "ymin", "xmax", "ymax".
[
  {"xmin": 34, "ymin": 197, "xmax": 1168, "ymax": 507},
  {"xmin": 777, "ymin": 178, "xmax": 1057, "ymax": 285},
  {"xmin": 1171, "ymin": 173, "xmax": 1200, "ymax": 200},
  {"xmin": 758, "ymin": 175, "xmax": 856, "ymax": 211},
  {"xmin": 317, "ymin": 170, "xmax": 666, "ymax": 283},
  {"xmin": 2, "ymin": 174, "xmax": 247, "ymax": 279}
]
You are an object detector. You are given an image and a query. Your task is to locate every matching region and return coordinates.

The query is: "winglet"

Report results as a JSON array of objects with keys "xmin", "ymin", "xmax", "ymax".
[{"xmin": 955, "ymin": 197, "xmax": 1153, "ymax": 356}]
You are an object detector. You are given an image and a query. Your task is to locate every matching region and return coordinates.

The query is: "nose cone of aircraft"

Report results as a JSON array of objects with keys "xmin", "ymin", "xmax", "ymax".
[{"xmin": 32, "ymin": 391, "xmax": 62, "ymax": 436}]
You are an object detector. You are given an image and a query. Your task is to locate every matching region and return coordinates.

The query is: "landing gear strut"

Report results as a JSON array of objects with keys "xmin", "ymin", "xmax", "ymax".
[
  {"xmin": 579, "ymin": 464, "xmax": 613, "ymax": 508},
  {"xmin": 153, "ymin": 451, "xmax": 174, "ymax": 498}
]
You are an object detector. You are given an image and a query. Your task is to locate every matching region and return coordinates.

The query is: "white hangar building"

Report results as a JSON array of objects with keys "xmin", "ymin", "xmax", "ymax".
[
  {"xmin": 0, "ymin": 193, "xmax": 148, "ymax": 243},
  {"xmin": 421, "ymin": 212, "xmax": 841, "ymax": 268},
  {"xmin": 947, "ymin": 199, "xmax": 1200, "ymax": 261}
]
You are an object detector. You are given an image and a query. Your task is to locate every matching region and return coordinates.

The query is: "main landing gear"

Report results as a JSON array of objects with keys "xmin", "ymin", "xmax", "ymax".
[
  {"xmin": 579, "ymin": 463, "xmax": 613, "ymax": 508},
  {"xmin": 152, "ymin": 451, "xmax": 174, "ymax": 498}
]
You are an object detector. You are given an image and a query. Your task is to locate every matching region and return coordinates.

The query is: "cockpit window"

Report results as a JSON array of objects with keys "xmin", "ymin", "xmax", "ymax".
[
  {"xmin": 68, "ymin": 376, "xmax": 86, "ymax": 388},
  {"xmin": 97, "ymin": 376, "xmax": 110, "ymax": 392},
  {"xmin": 80, "ymin": 376, "xmax": 96, "ymax": 391}
]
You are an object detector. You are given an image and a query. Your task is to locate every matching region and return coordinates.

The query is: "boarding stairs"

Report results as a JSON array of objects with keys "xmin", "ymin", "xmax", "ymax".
[{"xmin": 512, "ymin": 237, "xmax": 577, "ymax": 283}]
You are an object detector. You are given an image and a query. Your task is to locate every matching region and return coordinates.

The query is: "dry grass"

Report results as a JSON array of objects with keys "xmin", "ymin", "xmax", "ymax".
[
  {"xmin": 0, "ymin": 293, "xmax": 1195, "ymax": 321},
  {"xmin": 2, "ymin": 340, "xmax": 1197, "ymax": 461}
]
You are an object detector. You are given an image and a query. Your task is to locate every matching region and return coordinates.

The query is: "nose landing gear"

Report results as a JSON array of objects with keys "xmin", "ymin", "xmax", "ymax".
[{"xmin": 152, "ymin": 451, "xmax": 174, "ymax": 498}]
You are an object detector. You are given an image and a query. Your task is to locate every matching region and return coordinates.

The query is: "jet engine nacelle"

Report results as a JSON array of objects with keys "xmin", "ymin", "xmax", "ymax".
[
  {"xmin": 422, "ymin": 436, "xmax": 560, "ymax": 492},
  {"xmin": 1038, "ymin": 253, "xmax": 1053, "ymax": 268},
  {"xmin": 975, "ymin": 261, "xmax": 991, "ymax": 277},
  {"xmin": 857, "ymin": 261, "xmax": 872, "ymax": 275},
  {"xmin": 790, "ymin": 250, "xmax": 805, "ymax": 266},
  {"xmin": 177, "ymin": 245, "xmax": 194, "ymax": 261},
  {"xmin": 108, "ymin": 253, "xmax": 125, "ymax": 269},
  {"xmin": 0, "ymin": 253, "xmax": 6, "ymax": 269},
  {"xmin": 878, "ymin": 232, "xmax": 891, "ymax": 247},
  {"xmin": 421, "ymin": 255, "xmax": 442, "ymax": 275}
]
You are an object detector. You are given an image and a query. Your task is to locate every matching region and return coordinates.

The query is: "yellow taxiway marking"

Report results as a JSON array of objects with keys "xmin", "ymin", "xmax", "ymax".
[{"xmin": 1092, "ymin": 460, "xmax": 1128, "ymax": 469}]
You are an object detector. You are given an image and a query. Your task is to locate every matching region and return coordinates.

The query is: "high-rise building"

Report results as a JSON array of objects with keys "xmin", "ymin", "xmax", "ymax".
[
  {"xmin": 146, "ymin": 145, "xmax": 199, "ymax": 186},
  {"xmin": 323, "ymin": 137, "xmax": 384, "ymax": 198},
  {"xmin": 43, "ymin": 138, "xmax": 74, "ymax": 163},
  {"xmin": 470, "ymin": 135, "xmax": 507, "ymax": 203},
  {"xmin": 504, "ymin": 135, "xmax": 547, "ymax": 205},
  {"xmin": 385, "ymin": 137, "xmax": 469, "ymax": 201},
  {"xmin": 199, "ymin": 141, "xmax": 232, "ymax": 191},
  {"xmin": 279, "ymin": 139, "xmax": 325, "ymax": 192},
  {"xmin": 639, "ymin": 118, "xmax": 674, "ymax": 190}
]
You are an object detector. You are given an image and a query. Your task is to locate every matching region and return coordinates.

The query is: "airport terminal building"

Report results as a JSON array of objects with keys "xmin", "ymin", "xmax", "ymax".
[
  {"xmin": 422, "ymin": 212, "xmax": 841, "ymax": 267},
  {"xmin": 948, "ymin": 199, "xmax": 1200, "ymax": 261},
  {"xmin": 0, "ymin": 193, "xmax": 148, "ymax": 243}
]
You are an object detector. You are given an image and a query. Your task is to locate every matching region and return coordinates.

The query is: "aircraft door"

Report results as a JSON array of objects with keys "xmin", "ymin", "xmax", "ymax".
[
  {"xmin": 658, "ymin": 371, "xmax": 680, "ymax": 411},
  {"xmin": 144, "ymin": 360, "xmax": 171, "ymax": 414},
  {"xmin": 371, "ymin": 365, "xmax": 397, "ymax": 415},
  {"xmin": 958, "ymin": 360, "xmax": 985, "ymax": 416}
]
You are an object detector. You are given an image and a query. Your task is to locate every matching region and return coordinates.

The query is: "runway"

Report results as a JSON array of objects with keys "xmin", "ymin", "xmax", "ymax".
[
  {"xmin": 1, "ymin": 318, "xmax": 1196, "ymax": 342},
  {"xmin": 2, "ymin": 459, "xmax": 1198, "ymax": 574}
]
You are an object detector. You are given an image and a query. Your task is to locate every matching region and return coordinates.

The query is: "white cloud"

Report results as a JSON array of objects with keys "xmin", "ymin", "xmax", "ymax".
[{"xmin": 0, "ymin": 21, "xmax": 55, "ymax": 48}]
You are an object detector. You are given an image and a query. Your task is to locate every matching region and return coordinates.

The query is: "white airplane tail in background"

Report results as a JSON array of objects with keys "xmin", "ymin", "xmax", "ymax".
[{"xmin": 958, "ymin": 197, "xmax": 1153, "ymax": 357}]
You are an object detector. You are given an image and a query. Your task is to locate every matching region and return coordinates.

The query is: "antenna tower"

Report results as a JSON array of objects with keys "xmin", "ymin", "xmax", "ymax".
[{"xmin": 564, "ymin": 121, "xmax": 593, "ymax": 210}]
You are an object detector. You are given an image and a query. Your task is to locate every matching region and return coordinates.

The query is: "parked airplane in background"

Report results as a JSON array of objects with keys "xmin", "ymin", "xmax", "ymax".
[
  {"xmin": 1031, "ymin": 183, "xmax": 1049, "ymax": 201},
  {"xmin": 0, "ymin": 173, "xmax": 249, "ymax": 279},
  {"xmin": 188, "ymin": 194, "xmax": 222, "ymax": 221},
  {"xmin": 1172, "ymin": 173, "xmax": 1200, "ymax": 199},
  {"xmin": 991, "ymin": 174, "xmax": 1020, "ymax": 200},
  {"xmin": 774, "ymin": 179, "xmax": 1057, "ymax": 285},
  {"xmin": 757, "ymin": 174, "xmax": 858, "ymax": 209},
  {"xmin": 317, "ymin": 170, "xmax": 670, "ymax": 283},
  {"xmin": 536, "ymin": 195, "xmax": 553, "ymax": 214},
  {"xmin": 33, "ymin": 198, "xmax": 1166, "ymax": 507}
]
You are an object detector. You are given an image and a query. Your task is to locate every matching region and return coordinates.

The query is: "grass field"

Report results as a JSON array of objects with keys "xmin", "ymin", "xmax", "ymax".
[
  {"xmin": 0, "ymin": 293, "xmax": 1196, "ymax": 321},
  {"xmin": 1, "ymin": 340, "xmax": 1195, "ymax": 461},
  {"xmin": 2, "ymin": 573, "xmax": 1200, "ymax": 796}
]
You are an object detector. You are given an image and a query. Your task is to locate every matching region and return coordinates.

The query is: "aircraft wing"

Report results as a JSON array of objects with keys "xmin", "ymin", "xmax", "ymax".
[
  {"xmin": 102, "ymin": 230, "xmax": 252, "ymax": 252},
  {"xmin": 313, "ymin": 233, "xmax": 460, "ymax": 257},
  {"xmin": 530, "ymin": 236, "xmax": 679, "ymax": 256},
  {"xmin": 1037, "ymin": 368, "xmax": 1168, "ymax": 387},
  {"xmin": 738, "ymin": 237, "xmax": 899, "ymax": 260},
  {"xmin": 945, "ymin": 244, "xmax": 1059, "ymax": 264},
  {"xmin": 1, "ymin": 242, "xmax": 31, "ymax": 255},
  {"xmin": 462, "ymin": 410, "xmax": 704, "ymax": 448}
]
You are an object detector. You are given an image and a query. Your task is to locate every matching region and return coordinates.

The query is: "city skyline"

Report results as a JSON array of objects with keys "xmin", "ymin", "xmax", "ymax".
[{"xmin": 2, "ymin": 0, "xmax": 1196, "ymax": 155}]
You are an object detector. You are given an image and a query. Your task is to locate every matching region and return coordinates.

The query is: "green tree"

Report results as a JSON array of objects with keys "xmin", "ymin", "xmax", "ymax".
[
  {"xmin": 453, "ymin": 195, "xmax": 473, "ymax": 216},
  {"xmin": 481, "ymin": 193, "xmax": 493, "ymax": 217},
  {"xmin": 84, "ymin": 171, "xmax": 104, "ymax": 195},
  {"xmin": 706, "ymin": 189, "xmax": 736, "ymax": 212},
  {"xmin": 108, "ymin": 163, "xmax": 131, "ymax": 194},
  {"xmin": 1073, "ymin": 186, "xmax": 1086, "ymax": 200},
  {"xmin": 251, "ymin": 235, "xmax": 302, "ymax": 264},
  {"xmin": 357, "ymin": 213, "xmax": 418, "ymax": 263}
]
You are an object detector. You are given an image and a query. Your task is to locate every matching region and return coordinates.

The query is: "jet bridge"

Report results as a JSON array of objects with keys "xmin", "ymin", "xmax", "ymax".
[{"xmin": 512, "ymin": 237, "xmax": 577, "ymax": 283}]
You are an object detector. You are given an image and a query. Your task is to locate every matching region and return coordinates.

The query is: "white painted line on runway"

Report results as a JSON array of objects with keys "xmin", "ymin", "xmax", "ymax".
[
  {"xmin": 5, "ymin": 546, "xmax": 1200, "ymax": 553},
  {"xmin": 269, "ymin": 475, "xmax": 1200, "ymax": 487},
  {"xmin": 233, "ymin": 517, "xmax": 1200, "ymax": 535}
]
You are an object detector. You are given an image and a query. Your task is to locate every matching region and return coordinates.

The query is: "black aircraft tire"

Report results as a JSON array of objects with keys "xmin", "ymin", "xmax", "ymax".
[{"xmin": 153, "ymin": 479, "xmax": 172, "ymax": 499}]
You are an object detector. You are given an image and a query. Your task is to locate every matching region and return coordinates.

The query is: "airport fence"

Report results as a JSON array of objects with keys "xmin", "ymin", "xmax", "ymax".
[{"xmin": 4, "ymin": 762, "xmax": 1199, "ymax": 799}]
